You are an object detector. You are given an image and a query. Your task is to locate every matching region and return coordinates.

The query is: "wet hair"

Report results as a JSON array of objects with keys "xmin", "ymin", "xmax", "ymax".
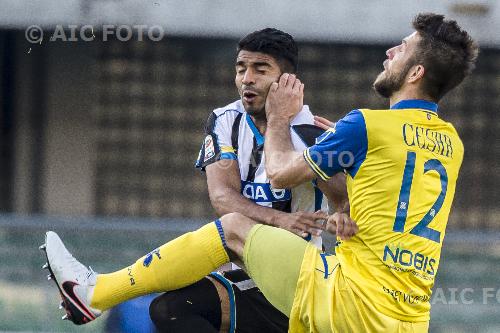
[
  {"xmin": 412, "ymin": 13, "xmax": 479, "ymax": 101},
  {"xmin": 237, "ymin": 28, "xmax": 299, "ymax": 73}
]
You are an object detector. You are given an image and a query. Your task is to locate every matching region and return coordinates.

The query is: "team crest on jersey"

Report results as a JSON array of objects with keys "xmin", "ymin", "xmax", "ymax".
[{"xmin": 204, "ymin": 135, "xmax": 215, "ymax": 161}]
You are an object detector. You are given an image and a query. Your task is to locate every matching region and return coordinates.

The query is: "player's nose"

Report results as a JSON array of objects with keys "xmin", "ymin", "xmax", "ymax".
[
  {"xmin": 241, "ymin": 69, "xmax": 256, "ymax": 85},
  {"xmin": 386, "ymin": 46, "xmax": 396, "ymax": 60}
]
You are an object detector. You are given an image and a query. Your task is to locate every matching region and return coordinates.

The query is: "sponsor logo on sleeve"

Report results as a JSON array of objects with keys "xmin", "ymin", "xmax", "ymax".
[{"xmin": 204, "ymin": 135, "xmax": 216, "ymax": 161}]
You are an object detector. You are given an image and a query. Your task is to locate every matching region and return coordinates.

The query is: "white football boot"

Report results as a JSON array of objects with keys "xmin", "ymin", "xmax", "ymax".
[{"xmin": 40, "ymin": 231, "xmax": 101, "ymax": 324}]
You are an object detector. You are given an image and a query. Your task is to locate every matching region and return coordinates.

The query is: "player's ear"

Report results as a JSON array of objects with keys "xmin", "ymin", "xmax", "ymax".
[{"xmin": 408, "ymin": 64, "xmax": 425, "ymax": 83}]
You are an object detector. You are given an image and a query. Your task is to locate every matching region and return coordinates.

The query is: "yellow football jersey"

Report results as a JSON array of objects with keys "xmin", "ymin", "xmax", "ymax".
[{"xmin": 304, "ymin": 99, "xmax": 464, "ymax": 321}]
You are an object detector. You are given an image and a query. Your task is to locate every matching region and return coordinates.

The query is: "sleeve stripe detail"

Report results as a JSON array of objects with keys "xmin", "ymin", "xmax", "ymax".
[
  {"xmin": 303, "ymin": 149, "xmax": 330, "ymax": 181},
  {"xmin": 220, "ymin": 152, "xmax": 237, "ymax": 160},
  {"xmin": 221, "ymin": 146, "xmax": 236, "ymax": 153},
  {"xmin": 315, "ymin": 127, "xmax": 336, "ymax": 145}
]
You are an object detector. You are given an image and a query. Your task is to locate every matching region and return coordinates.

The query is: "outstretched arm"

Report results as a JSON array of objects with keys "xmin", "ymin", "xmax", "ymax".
[{"xmin": 206, "ymin": 159, "xmax": 327, "ymax": 237}]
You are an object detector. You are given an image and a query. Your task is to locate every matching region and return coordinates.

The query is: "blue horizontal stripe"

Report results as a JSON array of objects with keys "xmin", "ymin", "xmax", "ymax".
[{"xmin": 220, "ymin": 152, "xmax": 237, "ymax": 160}]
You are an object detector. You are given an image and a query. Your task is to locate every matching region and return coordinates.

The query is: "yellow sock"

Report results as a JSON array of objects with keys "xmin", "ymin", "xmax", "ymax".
[{"xmin": 90, "ymin": 221, "xmax": 229, "ymax": 311}]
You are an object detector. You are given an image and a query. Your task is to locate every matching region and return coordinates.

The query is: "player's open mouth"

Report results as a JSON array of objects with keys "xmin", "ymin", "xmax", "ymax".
[{"xmin": 243, "ymin": 91, "xmax": 258, "ymax": 103}]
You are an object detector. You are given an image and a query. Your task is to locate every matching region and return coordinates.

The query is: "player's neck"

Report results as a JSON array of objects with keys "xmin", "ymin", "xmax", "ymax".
[
  {"xmin": 389, "ymin": 88, "xmax": 434, "ymax": 108},
  {"xmin": 251, "ymin": 114, "xmax": 267, "ymax": 134}
]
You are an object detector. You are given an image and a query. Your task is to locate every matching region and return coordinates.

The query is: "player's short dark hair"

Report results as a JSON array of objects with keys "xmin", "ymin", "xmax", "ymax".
[
  {"xmin": 412, "ymin": 13, "xmax": 479, "ymax": 101},
  {"xmin": 237, "ymin": 28, "xmax": 299, "ymax": 73}
]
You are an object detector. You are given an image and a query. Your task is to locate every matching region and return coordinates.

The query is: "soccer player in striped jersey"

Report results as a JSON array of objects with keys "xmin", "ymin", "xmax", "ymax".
[{"xmin": 149, "ymin": 28, "xmax": 333, "ymax": 333}]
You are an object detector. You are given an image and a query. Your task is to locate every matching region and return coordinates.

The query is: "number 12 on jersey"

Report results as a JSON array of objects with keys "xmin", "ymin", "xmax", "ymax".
[{"xmin": 393, "ymin": 151, "xmax": 448, "ymax": 243}]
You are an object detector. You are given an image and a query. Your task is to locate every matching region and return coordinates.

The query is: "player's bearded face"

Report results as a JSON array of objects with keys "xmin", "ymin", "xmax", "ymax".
[
  {"xmin": 373, "ymin": 59, "xmax": 414, "ymax": 98},
  {"xmin": 235, "ymin": 51, "xmax": 282, "ymax": 116},
  {"xmin": 373, "ymin": 33, "xmax": 418, "ymax": 98}
]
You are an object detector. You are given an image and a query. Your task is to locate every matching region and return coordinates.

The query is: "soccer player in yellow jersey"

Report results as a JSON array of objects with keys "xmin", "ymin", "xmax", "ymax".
[
  {"xmin": 263, "ymin": 13, "xmax": 478, "ymax": 331},
  {"xmin": 42, "ymin": 13, "xmax": 477, "ymax": 332}
]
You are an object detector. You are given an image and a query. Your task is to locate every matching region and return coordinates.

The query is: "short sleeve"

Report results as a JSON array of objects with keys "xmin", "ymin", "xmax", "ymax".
[
  {"xmin": 195, "ymin": 110, "xmax": 241, "ymax": 170},
  {"xmin": 303, "ymin": 110, "xmax": 368, "ymax": 180}
]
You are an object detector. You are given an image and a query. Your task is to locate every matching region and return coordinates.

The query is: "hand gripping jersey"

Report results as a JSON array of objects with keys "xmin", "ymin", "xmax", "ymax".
[
  {"xmin": 303, "ymin": 99, "xmax": 464, "ymax": 321},
  {"xmin": 196, "ymin": 100, "xmax": 327, "ymax": 247}
]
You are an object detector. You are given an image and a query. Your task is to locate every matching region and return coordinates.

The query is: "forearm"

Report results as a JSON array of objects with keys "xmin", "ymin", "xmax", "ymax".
[
  {"xmin": 266, "ymin": 116, "xmax": 295, "ymax": 154},
  {"xmin": 332, "ymin": 196, "xmax": 350, "ymax": 214},
  {"xmin": 265, "ymin": 117, "xmax": 311, "ymax": 188},
  {"xmin": 318, "ymin": 173, "xmax": 350, "ymax": 214},
  {"xmin": 265, "ymin": 117, "xmax": 294, "ymax": 172},
  {"xmin": 209, "ymin": 188, "xmax": 283, "ymax": 226}
]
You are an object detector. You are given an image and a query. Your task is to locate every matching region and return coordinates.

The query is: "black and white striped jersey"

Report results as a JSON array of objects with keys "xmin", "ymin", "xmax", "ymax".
[{"xmin": 196, "ymin": 99, "xmax": 327, "ymax": 246}]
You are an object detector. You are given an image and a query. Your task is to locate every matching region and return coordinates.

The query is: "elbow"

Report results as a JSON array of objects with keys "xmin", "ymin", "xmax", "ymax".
[
  {"xmin": 213, "ymin": 205, "xmax": 228, "ymax": 217},
  {"xmin": 269, "ymin": 174, "xmax": 292, "ymax": 189},
  {"xmin": 269, "ymin": 178, "xmax": 280, "ymax": 189},
  {"xmin": 266, "ymin": 166, "xmax": 288, "ymax": 189},
  {"xmin": 266, "ymin": 167, "xmax": 280, "ymax": 188},
  {"xmin": 209, "ymin": 191, "xmax": 230, "ymax": 217},
  {"xmin": 266, "ymin": 156, "xmax": 297, "ymax": 189},
  {"xmin": 270, "ymin": 179, "xmax": 287, "ymax": 190},
  {"xmin": 266, "ymin": 166, "xmax": 279, "ymax": 187},
  {"xmin": 267, "ymin": 166, "xmax": 296, "ymax": 189}
]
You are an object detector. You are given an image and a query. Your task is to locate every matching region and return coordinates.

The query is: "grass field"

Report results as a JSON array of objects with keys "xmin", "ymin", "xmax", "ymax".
[{"xmin": 0, "ymin": 215, "xmax": 499, "ymax": 332}]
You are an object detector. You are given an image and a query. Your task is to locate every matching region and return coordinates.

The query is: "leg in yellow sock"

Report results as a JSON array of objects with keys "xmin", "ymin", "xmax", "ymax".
[{"xmin": 91, "ymin": 220, "xmax": 230, "ymax": 311}]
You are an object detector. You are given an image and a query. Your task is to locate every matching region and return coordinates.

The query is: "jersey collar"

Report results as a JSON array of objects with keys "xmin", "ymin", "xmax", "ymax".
[
  {"xmin": 245, "ymin": 105, "xmax": 310, "ymax": 147},
  {"xmin": 390, "ymin": 99, "xmax": 438, "ymax": 113},
  {"xmin": 246, "ymin": 114, "xmax": 265, "ymax": 146}
]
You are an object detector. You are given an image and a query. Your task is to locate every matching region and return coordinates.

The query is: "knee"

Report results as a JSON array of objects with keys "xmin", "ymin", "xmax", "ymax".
[
  {"xmin": 220, "ymin": 212, "xmax": 245, "ymax": 230},
  {"xmin": 149, "ymin": 294, "xmax": 170, "ymax": 327},
  {"xmin": 149, "ymin": 292, "xmax": 186, "ymax": 327},
  {"xmin": 219, "ymin": 212, "xmax": 249, "ymax": 241},
  {"xmin": 219, "ymin": 212, "xmax": 255, "ymax": 257},
  {"xmin": 149, "ymin": 280, "xmax": 222, "ymax": 332}
]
